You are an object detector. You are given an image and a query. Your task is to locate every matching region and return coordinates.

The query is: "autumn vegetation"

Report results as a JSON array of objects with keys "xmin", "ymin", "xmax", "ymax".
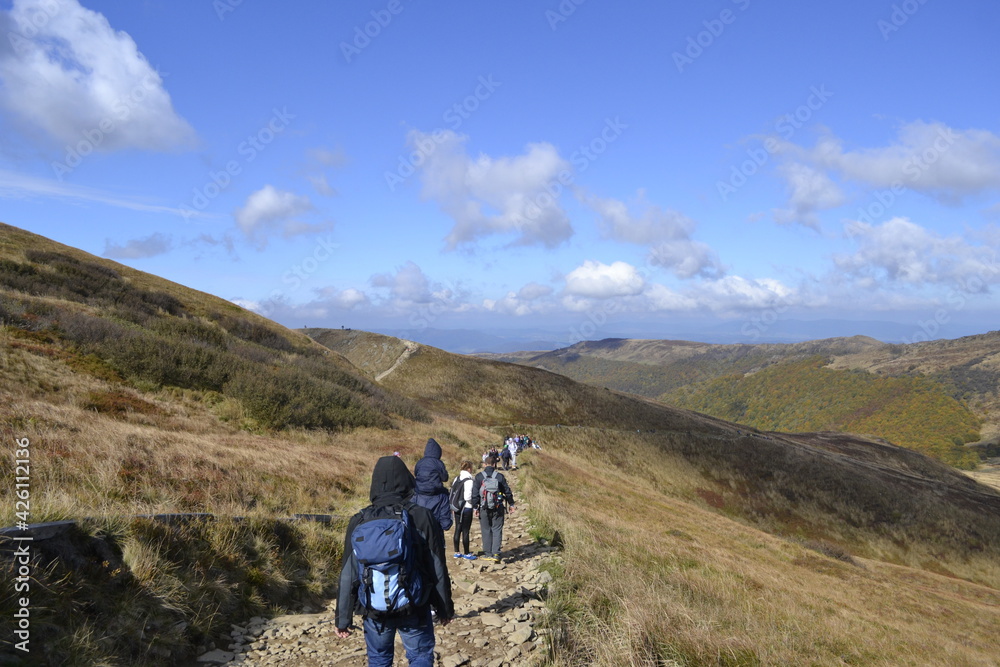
[{"xmin": 2, "ymin": 223, "xmax": 1000, "ymax": 665}]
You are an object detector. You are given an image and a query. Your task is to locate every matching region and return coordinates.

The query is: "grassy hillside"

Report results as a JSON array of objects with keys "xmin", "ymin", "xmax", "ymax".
[
  {"xmin": 498, "ymin": 335, "xmax": 997, "ymax": 469},
  {"xmin": 3, "ymin": 223, "xmax": 1000, "ymax": 665},
  {"xmin": 309, "ymin": 328, "xmax": 1000, "ymax": 663},
  {"xmin": 0, "ymin": 223, "xmax": 442, "ymax": 663},
  {"xmin": 663, "ymin": 355, "xmax": 982, "ymax": 468}
]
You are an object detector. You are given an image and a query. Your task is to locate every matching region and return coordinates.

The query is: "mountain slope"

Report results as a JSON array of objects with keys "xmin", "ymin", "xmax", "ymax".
[{"xmin": 488, "ymin": 334, "xmax": 999, "ymax": 467}]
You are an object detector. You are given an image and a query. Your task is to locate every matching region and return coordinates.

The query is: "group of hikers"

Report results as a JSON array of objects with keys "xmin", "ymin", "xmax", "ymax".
[
  {"xmin": 483, "ymin": 433, "xmax": 540, "ymax": 471},
  {"xmin": 335, "ymin": 436, "xmax": 531, "ymax": 667}
]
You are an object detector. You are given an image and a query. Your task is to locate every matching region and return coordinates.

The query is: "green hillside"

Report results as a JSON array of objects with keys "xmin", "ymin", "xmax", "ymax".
[{"xmin": 662, "ymin": 355, "xmax": 982, "ymax": 468}]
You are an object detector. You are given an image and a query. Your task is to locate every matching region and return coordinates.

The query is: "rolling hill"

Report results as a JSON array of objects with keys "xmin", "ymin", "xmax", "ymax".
[
  {"xmin": 484, "ymin": 335, "xmax": 1000, "ymax": 469},
  {"xmin": 2, "ymin": 222, "xmax": 1000, "ymax": 665}
]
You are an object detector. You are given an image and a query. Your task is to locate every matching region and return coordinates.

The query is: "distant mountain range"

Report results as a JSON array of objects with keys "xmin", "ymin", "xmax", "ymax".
[{"xmin": 373, "ymin": 317, "xmax": 987, "ymax": 354}]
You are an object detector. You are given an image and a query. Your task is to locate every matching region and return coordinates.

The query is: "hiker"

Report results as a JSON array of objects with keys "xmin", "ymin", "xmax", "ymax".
[
  {"xmin": 450, "ymin": 460, "xmax": 477, "ymax": 560},
  {"xmin": 335, "ymin": 456, "xmax": 454, "ymax": 666},
  {"xmin": 499, "ymin": 445, "xmax": 512, "ymax": 470},
  {"xmin": 472, "ymin": 454, "xmax": 515, "ymax": 562},
  {"xmin": 507, "ymin": 438, "xmax": 518, "ymax": 469},
  {"xmin": 412, "ymin": 438, "xmax": 453, "ymax": 531}
]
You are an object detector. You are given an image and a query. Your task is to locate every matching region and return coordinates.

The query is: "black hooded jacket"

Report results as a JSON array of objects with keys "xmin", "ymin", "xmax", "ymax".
[{"xmin": 335, "ymin": 456, "xmax": 453, "ymax": 630}]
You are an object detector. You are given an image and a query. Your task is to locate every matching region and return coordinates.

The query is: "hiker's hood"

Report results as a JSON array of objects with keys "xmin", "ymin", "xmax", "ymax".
[
  {"xmin": 423, "ymin": 438, "xmax": 442, "ymax": 459},
  {"xmin": 369, "ymin": 456, "xmax": 415, "ymax": 503}
]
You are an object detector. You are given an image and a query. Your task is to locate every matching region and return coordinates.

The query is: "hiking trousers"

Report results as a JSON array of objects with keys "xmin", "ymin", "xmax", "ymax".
[
  {"xmin": 479, "ymin": 508, "xmax": 506, "ymax": 558},
  {"xmin": 453, "ymin": 508, "xmax": 474, "ymax": 554},
  {"xmin": 363, "ymin": 606, "xmax": 435, "ymax": 667}
]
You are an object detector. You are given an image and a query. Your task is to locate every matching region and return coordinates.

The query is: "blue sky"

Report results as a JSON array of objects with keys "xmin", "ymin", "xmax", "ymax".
[{"xmin": 2, "ymin": 0, "xmax": 999, "ymax": 347}]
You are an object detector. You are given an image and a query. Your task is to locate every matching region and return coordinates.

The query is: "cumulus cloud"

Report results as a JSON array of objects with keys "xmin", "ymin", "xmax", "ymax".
[
  {"xmin": 102, "ymin": 232, "xmax": 172, "ymax": 259},
  {"xmin": 585, "ymin": 192, "xmax": 724, "ymax": 278},
  {"xmin": 483, "ymin": 281, "xmax": 554, "ymax": 316},
  {"xmin": 774, "ymin": 121, "xmax": 1000, "ymax": 206},
  {"xmin": 0, "ymin": 0, "xmax": 196, "ymax": 151},
  {"xmin": 233, "ymin": 185, "xmax": 323, "ymax": 247},
  {"xmin": 565, "ymin": 260, "xmax": 645, "ymax": 299},
  {"xmin": 836, "ymin": 217, "xmax": 999, "ymax": 289},
  {"xmin": 411, "ymin": 130, "xmax": 574, "ymax": 249},
  {"xmin": 771, "ymin": 162, "xmax": 845, "ymax": 229},
  {"xmin": 313, "ymin": 287, "xmax": 370, "ymax": 309},
  {"xmin": 371, "ymin": 261, "xmax": 433, "ymax": 304}
]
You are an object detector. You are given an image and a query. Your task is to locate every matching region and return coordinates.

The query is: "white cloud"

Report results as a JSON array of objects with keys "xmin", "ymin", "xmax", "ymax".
[
  {"xmin": 411, "ymin": 130, "xmax": 574, "ymax": 249},
  {"xmin": 836, "ymin": 217, "xmax": 999, "ymax": 289},
  {"xmin": 483, "ymin": 281, "xmax": 554, "ymax": 316},
  {"xmin": 0, "ymin": 168, "xmax": 207, "ymax": 216},
  {"xmin": 233, "ymin": 185, "xmax": 320, "ymax": 246},
  {"xmin": 103, "ymin": 232, "xmax": 172, "ymax": 259},
  {"xmin": 644, "ymin": 283, "xmax": 698, "ymax": 311},
  {"xmin": 565, "ymin": 260, "xmax": 645, "ymax": 299},
  {"xmin": 775, "ymin": 121, "xmax": 1000, "ymax": 205},
  {"xmin": 370, "ymin": 261, "xmax": 433, "ymax": 304},
  {"xmin": 0, "ymin": 0, "xmax": 196, "ymax": 152},
  {"xmin": 313, "ymin": 287, "xmax": 370, "ymax": 309},
  {"xmin": 771, "ymin": 162, "xmax": 844, "ymax": 229},
  {"xmin": 585, "ymin": 192, "xmax": 724, "ymax": 278}
]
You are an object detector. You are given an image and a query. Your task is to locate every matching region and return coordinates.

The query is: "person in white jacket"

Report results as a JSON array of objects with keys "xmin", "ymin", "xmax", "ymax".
[{"xmin": 451, "ymin": 461, "xmax": 477, "ymax": 560}]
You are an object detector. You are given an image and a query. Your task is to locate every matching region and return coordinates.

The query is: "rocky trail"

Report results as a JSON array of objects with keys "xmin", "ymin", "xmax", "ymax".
[{"xmin": 199, "ymin": 468, "xmax": 559, "ymax": 666}]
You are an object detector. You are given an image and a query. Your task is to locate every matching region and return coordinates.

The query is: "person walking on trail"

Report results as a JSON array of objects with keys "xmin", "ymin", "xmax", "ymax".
[
  {"xmin": 451, "ymin": 460, "xmax": 477, "ymax": 560},
  {"xmin": 335, "ymin": 455, "xmax": 454, "ymax": 667},
  {"xmin": 472, "ymin": 454, "xmax": 515, "ymax": 562},
  {"xmin": 412, "ymin": 438, "xmax": 453, "ymax": 531}
]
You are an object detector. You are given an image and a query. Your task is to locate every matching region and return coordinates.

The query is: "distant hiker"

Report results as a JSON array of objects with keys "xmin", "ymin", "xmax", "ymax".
[
  {"xmin": 412, "ymin": 438, "xmax": 453, "ymax": 531},
  {"xmin": 472, "ymin": 454, "xmax": 515, "ymax": 562},
  {"xmin": 499, "ymin": 445, "xmax": 512, "ymax": 470},
  {"xmin": 335, "ymin": 456, "xmax": 454, "ymax": 666},
  {"xmin": 450, "ymin": 460, "xmax": 477, "ymax": 560},
  {"xmin": 507, "ymin": 438, "xmax": 518, "ymax": 469}
]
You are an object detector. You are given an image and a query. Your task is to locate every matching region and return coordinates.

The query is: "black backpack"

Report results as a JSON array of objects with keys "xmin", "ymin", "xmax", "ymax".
[{"xmin": 448, "ymin": 475, "xmax": 466, "ymax": 513}]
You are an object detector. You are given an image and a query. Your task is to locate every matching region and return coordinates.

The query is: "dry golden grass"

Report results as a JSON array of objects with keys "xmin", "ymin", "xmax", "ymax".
[{"xmin": 524, "ymin": 445, "xmax": 1000, "ymax": 666}]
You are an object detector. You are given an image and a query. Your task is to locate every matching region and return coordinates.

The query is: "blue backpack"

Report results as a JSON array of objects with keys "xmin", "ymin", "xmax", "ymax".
[{"xmin": 351, "ymin": 505, "xmax": 425, "ymax": 618}]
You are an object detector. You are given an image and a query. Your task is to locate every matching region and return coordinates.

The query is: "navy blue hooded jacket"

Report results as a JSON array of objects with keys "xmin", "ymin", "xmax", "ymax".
[{"xmin": 412, "ymin": 438, "xmax": 452, "ymax": 531}]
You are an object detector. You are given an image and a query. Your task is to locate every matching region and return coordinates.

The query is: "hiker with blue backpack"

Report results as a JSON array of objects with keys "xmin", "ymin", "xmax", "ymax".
[
  {"xmin": 335, "ymin": 455, "xmax": 454, "ymax": 667},
  {"xmin": 472, "ymin": 454, "xmax": 515, "ymax": 562},
  {"xmin": 412, "ymin": 438, "xmax": 453, "ymax": 532}
]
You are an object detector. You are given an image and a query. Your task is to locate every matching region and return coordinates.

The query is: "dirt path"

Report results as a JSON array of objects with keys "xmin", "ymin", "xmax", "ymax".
[
  {"xmin": 202, "ymin": 467, "xmax": 557, "ymax": 666},
  {"xmin": 374, "ymin": 341, "xmax": 419, "ymax": 382}
]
